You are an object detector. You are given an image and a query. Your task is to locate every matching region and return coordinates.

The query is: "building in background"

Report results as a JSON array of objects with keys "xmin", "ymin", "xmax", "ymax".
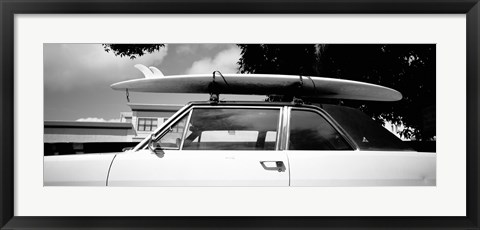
[
  {"xmin": 44, "ymin": 121, "xmax": 136, "ymax": 143},
  {"xmin": 120, "ymin": 103, "xmax": 183, "ymax": 142},
  {"xmin": 44, "ymin": 104, "xmax": 182, "ymax": 155}
]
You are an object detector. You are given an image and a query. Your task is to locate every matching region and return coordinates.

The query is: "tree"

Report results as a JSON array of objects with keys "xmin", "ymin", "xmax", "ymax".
[
  {"xmin": 237, "ymin": 44, "xmax": 435, "ymax": 140},
  {"xmin": 237, "ymin": 44, "xmax": 322, "ymax": 76},
  {"xmin": 102, "ymin": 44, "xmax": 165, "ymax": 59},
  {"xmin": 103, "ymin": 44, "xmax": 435, "ymax": 140}
]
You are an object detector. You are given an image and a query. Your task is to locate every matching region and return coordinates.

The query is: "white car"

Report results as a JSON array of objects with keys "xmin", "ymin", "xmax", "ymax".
[{"xmin": 44, "ymin": 101, "xmax": 436, "ymax": 186}]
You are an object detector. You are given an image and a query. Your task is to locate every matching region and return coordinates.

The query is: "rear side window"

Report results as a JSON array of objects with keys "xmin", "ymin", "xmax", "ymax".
[
  {"xmin": 288, "ymin": 109, "xmax": 352, "ymax": 150},
  {"xmin": 182, "ymin": 108, "xmax": 280, "ymax": 150},
  {"xmin": 322, "ymin": 104, "xmax": 413, "ymax": 151}
]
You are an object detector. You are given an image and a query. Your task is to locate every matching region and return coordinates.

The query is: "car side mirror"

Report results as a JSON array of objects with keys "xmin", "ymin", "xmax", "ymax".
[
  {"xmin": 189, "ymin": 125, "xmax": 200, "ymax": 133},
  {"xmin": 148, "ymin": 134, "xmax": 165, "ymax": 158},
  {"xmin": 122, "ymin": 147, "xmax": 133, "ymax": 152}
]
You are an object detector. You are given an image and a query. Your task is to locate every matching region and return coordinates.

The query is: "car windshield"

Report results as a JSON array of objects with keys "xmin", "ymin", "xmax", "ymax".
[{"xmin": 321, "ymin": 104, "xmax": 414, "ymax": 151}]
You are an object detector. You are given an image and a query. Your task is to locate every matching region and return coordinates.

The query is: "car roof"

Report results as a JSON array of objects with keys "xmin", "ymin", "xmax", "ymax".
[{"xmin": 187, "ymin": 100, "xmax": 328, "ymax": 108}]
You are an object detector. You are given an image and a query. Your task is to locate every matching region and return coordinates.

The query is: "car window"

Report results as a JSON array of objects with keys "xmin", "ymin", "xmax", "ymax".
[
  {"xmin": 321, "ymin": 104, "xmax": 414, "ymax": 151},
  {"xmin": 156, "ymin": 113, "xmax": 188, "ymax": 149},
  {"xmin": 182, "ymin": 108, "xmax": 280, "ymax": 150},
  {"xmin": 288, "ymin": 109, "xmax": 352, "ymax": 150}
]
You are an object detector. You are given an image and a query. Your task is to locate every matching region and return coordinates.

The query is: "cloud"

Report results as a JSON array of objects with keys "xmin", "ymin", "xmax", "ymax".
[
  {"xmin": 175, "ymin": 44, "xmax": 226, "ymax": 55},
  {"xmin": 176, "ymin": 45, "xmax": 194, "ymax": 54},
  {"xmin": 76, "ymin": 117, "xmax": 121, "ymax": 122},
  {"xmin": 44, "ymin": 44, "xmax": 168, "ymax": 91},
  {"xmin": 185, "ymin": 47, "xmax": 241, "ymax": 74}
]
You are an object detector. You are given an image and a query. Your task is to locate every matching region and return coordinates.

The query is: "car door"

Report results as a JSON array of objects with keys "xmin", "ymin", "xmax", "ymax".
[
  {"xmin": 107, "ymin": 106, "xmax": 289, "ymax": 186},
  {"xmin": 286, "ymin": 107, "xmax": 436, "ymax": 186}
]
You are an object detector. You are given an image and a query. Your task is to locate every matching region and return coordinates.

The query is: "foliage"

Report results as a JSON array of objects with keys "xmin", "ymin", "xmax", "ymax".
[
  {"xmin": 238, "ymin": 44, "xmax": 322, "ymax": 76},
  {"xmin": 102, "ymin": 44, "xmax": 165, "ymax": 59},
  {"xmin": 102, "ymin": 43, "xmax": 435, "ymax": 140},
  {"xmin": 237, "ymin": 44, "xmax": 435, "ymax": 140}
]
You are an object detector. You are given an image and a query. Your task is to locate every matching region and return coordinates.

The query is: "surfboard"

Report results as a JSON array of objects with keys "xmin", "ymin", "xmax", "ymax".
[{"xmin": 110, "ymin": 73, "xmax": 402, "ymax": 101}]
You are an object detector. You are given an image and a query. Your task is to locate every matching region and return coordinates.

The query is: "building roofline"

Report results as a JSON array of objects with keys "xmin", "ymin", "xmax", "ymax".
[
  {"xmin": 127, "ymin": 103, "xmax": 184, "ymax": 112},
  {"xmin": 45, "ymin": 121, "xmax": 133, "ymax": 129}
]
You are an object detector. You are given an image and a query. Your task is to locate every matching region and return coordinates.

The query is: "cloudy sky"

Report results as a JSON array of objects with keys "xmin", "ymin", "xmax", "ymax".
[{"xmin": 44, "ymin": 44, "xmax": 261, "ymax": 122}]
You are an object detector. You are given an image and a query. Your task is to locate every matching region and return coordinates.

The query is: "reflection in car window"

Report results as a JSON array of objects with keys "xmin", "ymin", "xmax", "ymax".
[
  {"xmin": 157, "ymin": 114, "xmax": 188, "ymax": 149},
  {"xmin": 321, "ymin": 104, "xmax": 414, "ymax": 151},
  {"xmin": 200, "ymin": 130, "xmax": 258, "ymax": 142},
  {"xmin": 289, "ymin": 109, "xmax": 352, "ymax": 150},
  {"xmin": 182, "ymin": 108, "xmax": 280, "ymax": 150}
]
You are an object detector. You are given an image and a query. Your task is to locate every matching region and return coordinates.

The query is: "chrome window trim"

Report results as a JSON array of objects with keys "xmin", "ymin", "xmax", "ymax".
[
  {"xmin": 191, "ymin": 105, "xmax": 284, "ymax": 110},
  {"xmin": 275, "ymin": 107, "xmax": 284, "ymax": 151},
  {"xmin": 286, "ymin": 106, "xmax": 359, "ymax": 151},
  {"xmin": 152, "ymin": 109, "xmax": 191, "ymax": 147},
  {"xmin": 281, "ymin": 106, "xmax": 290, "ymax": 151},
  {"xmin": 136, "ymin": 103, "xmax": 357, "ymax": 152},
  {"xmin": 315, "ymin": 107, "xmax": 360, "ymax": 151},
  {"xmin": 179, "ymin": 110, "xmax": 193, "ymax": 150},
  {"xmin": 173, "ymin": 105, "xmax": 284, "ymax": 151},
  {"xmin": 134, "ymin": 104, "xmax": 193, "ymax": 151}
]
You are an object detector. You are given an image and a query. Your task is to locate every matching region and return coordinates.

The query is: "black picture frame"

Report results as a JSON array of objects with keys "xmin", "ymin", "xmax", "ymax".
[{"xmin": 1, "ymin": 0, "xmax": 479, "ymax": 229}]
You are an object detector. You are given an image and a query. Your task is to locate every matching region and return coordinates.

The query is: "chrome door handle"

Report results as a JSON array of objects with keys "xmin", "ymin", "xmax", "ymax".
[{"xmin": 260, "ymin": 161, "xmax": 285, "ymax": 172}]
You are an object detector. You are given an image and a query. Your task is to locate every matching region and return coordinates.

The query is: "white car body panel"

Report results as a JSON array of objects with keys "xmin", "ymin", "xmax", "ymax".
[
  {"xmin": 107, "ymin": 150, "xmax": 289, "ymax": 186},
  {"xmin": 288, "ymin": 151, "xmax": 436, "ymax": 186},
  {"xmin": 44, "ymin": 153, "xmax": 116, "ymax": 186},
  {"xmin": 44, "ymin": 149, "xmax": 435, "ymax": 187}
]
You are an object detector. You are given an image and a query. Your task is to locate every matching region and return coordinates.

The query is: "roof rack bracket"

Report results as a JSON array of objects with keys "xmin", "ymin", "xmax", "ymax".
[
  {"xmin": 292, "ymin": 97, "xmax": 304, "ymax": 105},
  {"xmin": 209, "ymin": 93, "xmax": 219, "ymax": 104}
]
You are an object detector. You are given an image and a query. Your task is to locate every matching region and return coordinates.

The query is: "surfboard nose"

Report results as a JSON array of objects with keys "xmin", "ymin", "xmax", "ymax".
[
  {"xmin": 110, "ymin": 82, "xmax": 123, "ymax": 90},
  {"xmin": 390, "ymin": 89, "xmax": 403, "ymax": 101}
]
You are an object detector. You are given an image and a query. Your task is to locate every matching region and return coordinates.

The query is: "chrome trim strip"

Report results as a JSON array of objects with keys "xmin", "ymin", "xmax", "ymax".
[
  {"xmin": 274, "ymin": 107, "xmax": 283, "ymax": 151},
  {"xmin": 134, "ymin": 104, "xmax": 193, "ymax": 151},
  {"xmin": 153, "ymin": 105, "xmax": 283, "ymax": 151},
  {"xmin": 190, "ymin": 105, "xmax": 284, "ymax": 110},
  {"xmin": 317, "ymin": 108, "xmax": 360, "ymax": 151},
  {"xmin": 190, "ymin": 105, "xmax": 283, "ymax": 151},
  {"xmin": 179, "ymin": 110, "xmax": 193, "ymax": 150},
  {"xmin": 282, "ymin": 106, "xmax": 291, "ymax": 151}
]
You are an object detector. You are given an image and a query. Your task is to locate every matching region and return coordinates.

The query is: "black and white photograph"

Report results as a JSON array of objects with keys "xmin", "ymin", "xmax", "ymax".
[
  {"xmin": 43, "ymin": 44, "xmax": 436, "ymax": 187},
  {"xmin": 3, "ymin": 0, "xmax": 479, "ymax": 228}
]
